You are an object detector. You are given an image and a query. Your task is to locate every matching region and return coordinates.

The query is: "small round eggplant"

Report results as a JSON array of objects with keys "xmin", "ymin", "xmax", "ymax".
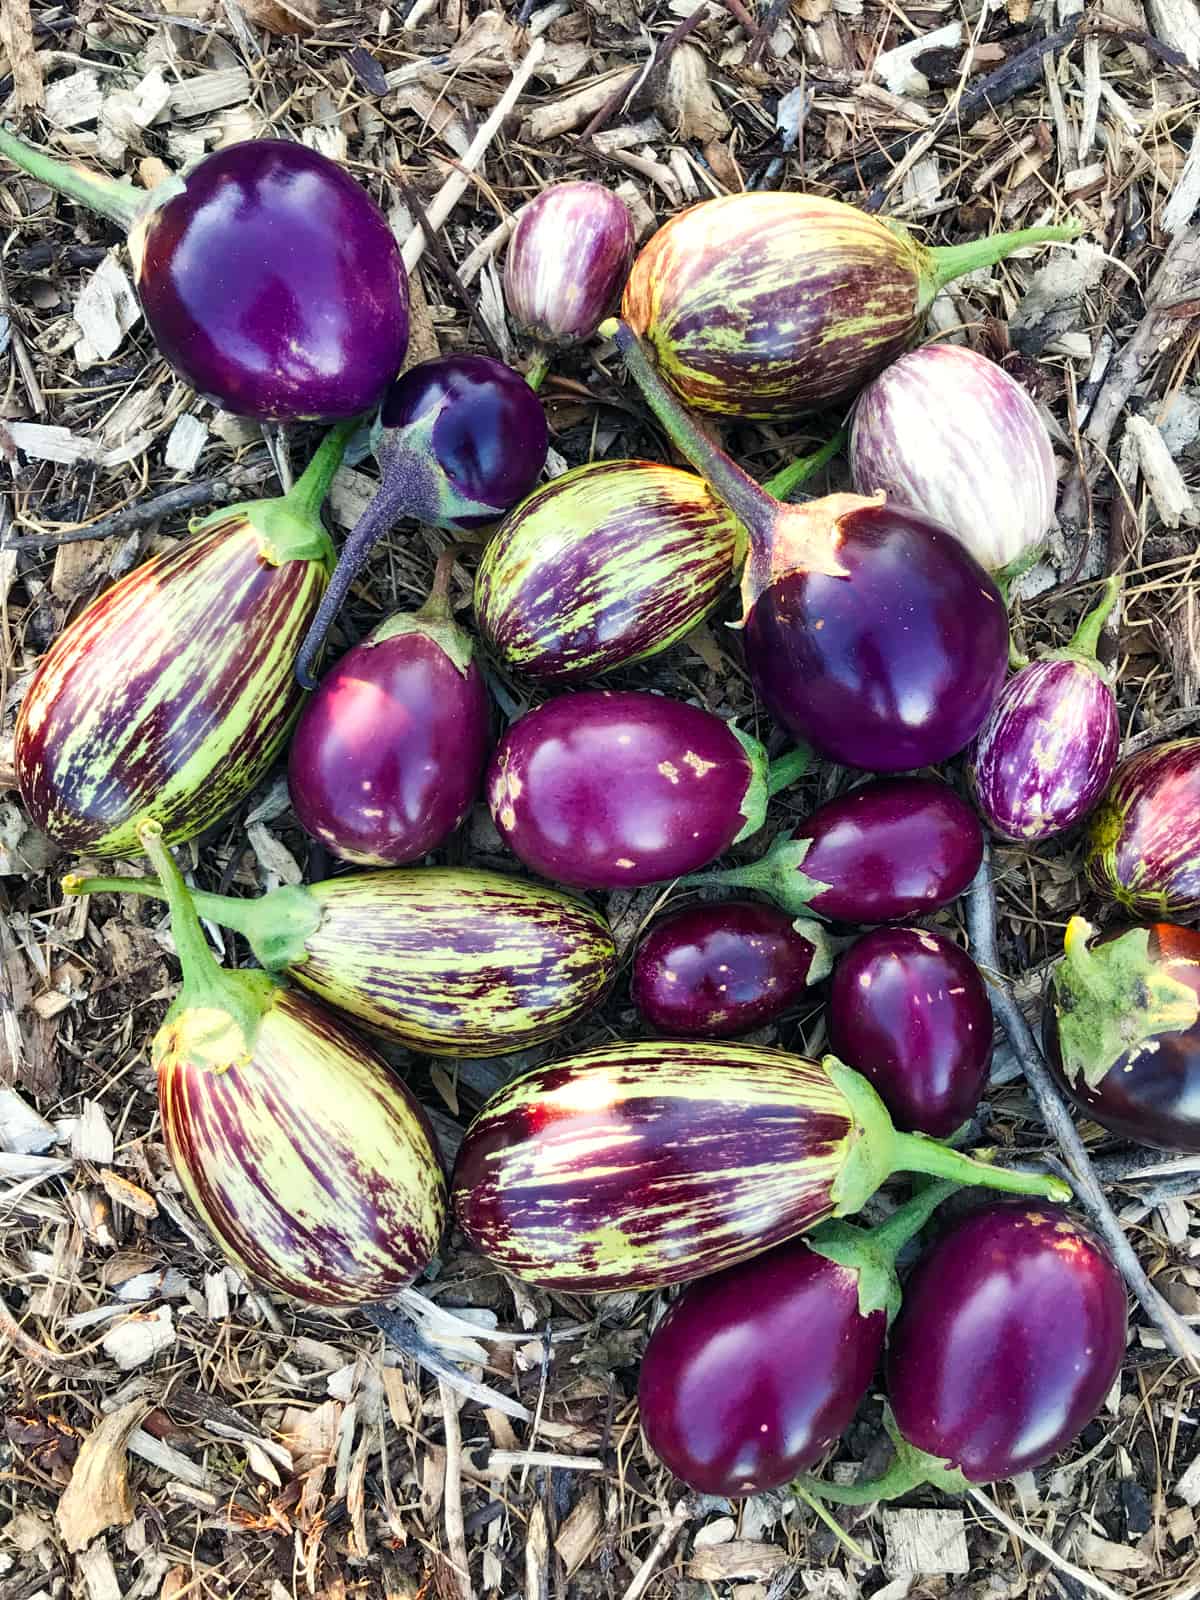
[
  {"xmin": 631, "ymin": 900, "xmax": 829, "ymax": 1038},
  {"xmin": 1045, "ymin": 917, "xmax": 1200, "ymax": 1151},
  {"xmin": 829, "ymin": 928, "xmax": 992, "ymax": 1137},
  {"xmin": 487, "ymin": 690, "xmax": 808, "ymax": 890},
  {"xmin": 687, "ymin": 777, "xmax": 983, "ymax": 925},
  {"xmin": 969, "ymin": 578, "xmax": 1120, "ymax": 842},
  {"xmin": 288, "ymin": 551, "xmax": 490, "ymax": 865},
  {"xmin": 1087, "ymin": 738, "xmax": 1200, "ymax": 917}
]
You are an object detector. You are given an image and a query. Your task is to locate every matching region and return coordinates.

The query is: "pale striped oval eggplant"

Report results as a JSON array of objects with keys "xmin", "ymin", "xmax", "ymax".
[
  {"xmin": 1087, "ymin": 739, "xmax": 1200, "ymax": 917},
  {"xmin": 474, "ymin": 460, "xmax": 745, "ymax": 682},
  {"xmin": 850, "ymin": 345, "xmax": 1056, "ymax": 573},
  {"xmin": 505, "ymin": 182, "xmax": 634, "ymax": 348}
]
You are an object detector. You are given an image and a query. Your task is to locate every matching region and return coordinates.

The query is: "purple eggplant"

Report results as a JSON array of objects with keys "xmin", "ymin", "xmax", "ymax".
[
  {"xmin": 1087, "ymin": 738, "xmax": 1200, "ymax": 917},
  {"xmin": 288, "ymin": 550, "xmax": 490, "ymax": 866},
  {"xmin": 603, "ymin": 320, "xmax": 1008, "ymax": 770},
  {"xmin": 799, "ymin": 1202, "xmax": 1127, "ymax": 1499},
  {"xmin": 0, "ymin": 133, "xmax": 408, "ymax": 421},
  {"xmin": 829, "ymin": 928, "xmax": 992, "ymax": 1137},
  {"xmin": 487, "ymin": 690, "xmax": 809, "ymax": 890},
  {"xmin": 295, "ymin": 355, "xmax": 547, "ymax": 686},
  {"xmin": 1045, "ymin": 917, "xmax": 1200, "ymax": 1151},
  {"xmin": 632, "ymin": 900, "xmax": 830, "ymax": 1039},
  {"xmin": 969, "ymin": 578, "xmax": 1120, "ymax": 842},
  {"xmin": 686, "ymin": 777, "xmax": 983, "ymax": 925},
  {"xmin": 850, "ymin": 344, "xmax": 1057, "ymax": 577},
  {"xmin": 638, "ymin": 1181, "xmax": 959, "ymax": 1496}
]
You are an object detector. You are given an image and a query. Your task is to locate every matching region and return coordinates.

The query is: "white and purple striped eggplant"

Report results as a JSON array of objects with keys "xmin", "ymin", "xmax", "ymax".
[
  {"xmin": 968, "ymin": 577, "xmax": 1120, "ymax": 842},
  {"xmin": 850, "ymin": 344, "xmax": 1057, "ymax": 577},
  {"xmin": 1087, "ymin": 738, "xmax": 1200, "ymax": 917}
]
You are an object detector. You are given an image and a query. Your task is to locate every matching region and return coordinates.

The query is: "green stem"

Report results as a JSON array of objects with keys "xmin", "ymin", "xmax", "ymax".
[
  {"xmin": 867, "ymin": 1179, "xmax": 959, "ymax": 1257},
  {"xmin": 763, "ymin": 429, "xmax": 847, "ymax": 501},
  {"xmin": 1065, "ymin": 573, "xmax": 1120, "ymax": 664},
  {"xmin": 922, "ymin": 221, "xmax": 1082, "ymax": 305},
  {"xmin": 791, "ymin": 1482, "xmax": 874, "ymax": 1562},
  {"xmin": 0, "ymin": 126, "xmax": 145, "ymax": 231},
  {"xmin": 793, "ymin": 1457, "xmax": 928, "ymax": 1506},
  {"xmin": 284, "ymin": 418, "xmax": 359, "ymax": 522},
  {"xmin": 134, "ymin": 821, "xmax": 248, "ymax": 1019},
  {"xmin": 525, "ymin": 349, "xmax": 552, "ymax": 391},
  {"xmin": 766, "ymin": 744, "xmax": 813, "ymax": 797},
  {"xmin": 891, "ymin": 1130, "xmax": 1069, "ymax": 1201},
  {"xmin": 64, "ymin": 870, "xmax": 253, "ymax": 935},
  {"xmin": 414, "ymin": 543, "xmax": 462, "ymax": 626}
]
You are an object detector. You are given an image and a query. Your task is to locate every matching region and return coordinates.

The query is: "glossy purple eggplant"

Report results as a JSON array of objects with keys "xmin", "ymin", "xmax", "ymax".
[
  {"xmin": 0, "ymin": 133, "xmax": 408, "ymax": 421},
  {"xmin": 604, "ymin": 320, "xmax": 1009, "ymax": 771},
  {"xmin": 686, "ymin": 777, "xmax": 983, "ymax": 925},
  {"xmin": 638, "ymin": 1182, "xmax": 958, "ymax": 1495},
  {"xmin": 632, "ymin": 900, "xmax": 829, "ymax": 1038},
  {"xmin": 487, "ymin": 690, "xmax": 808, "ymax": 890},
  {"xmin": 1087, "ymin": 738, "xmax": 1200, "ymax": 917},
  {"xmin": 969, "ymin": 578, "xmax": 1120, "ymax": 842},
  {"xmin": 829, "ymin": 928, "xmax": 992, "ymax": 1137},
  {"xmin": 295, "ymin": 355, "xmax": 547, "ymax": 686},
  {"xmin": 1045, "ymin": 918, "xmax": 1200, "ymax": 1151},
  {"xmin": 288, "ymin": 551, "xmax": 490, "ymax": 865}
]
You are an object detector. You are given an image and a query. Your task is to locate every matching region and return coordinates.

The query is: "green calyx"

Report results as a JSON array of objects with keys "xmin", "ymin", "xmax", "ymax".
[
  {"xmin": 368, "ymin": 546, "xmax": 475, "ymax": 676},
  {"xmin": 678, "ymin": 832, "xmax": 834, "ymax": 916},
  {"xmin": 795, "ymin": 916, "xmax": 834, "ymax": 985},
  {"xmin": 1052, "ymin": 917, "xmax": 1200, "ymax": 1090},
  {"xmin": 807, "ymin": 1178, "xmax": 960, "ymax": 1323},
  {"xmin": 916, "ymin": 219, "xmax": 1083, "ymax": 311},
  {"xmin": 794, "ymin": 1409, "xmax": 970, "ymax": 1506},
  {"xmin": 1042, "ymin": 574, "xmax": 1121, "ymax": 680}
]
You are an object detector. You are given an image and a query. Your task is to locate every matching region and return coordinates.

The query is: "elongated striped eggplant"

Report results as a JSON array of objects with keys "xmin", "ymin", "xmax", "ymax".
[
  {"xmin": 15, "ymin": 424, "xmax": 350, "ymax": 857},
  {"xmin": 621, "ymin": 193, "xmax": 1079, "ymax": 420},
  {"xmin": 63, "ymin": 865, "xmax": 615, "ymax": 1057},
  {"xmin": 451, "ymin": 1043, "xmax": 1069, "ymax": 1292},
  {"xmin": 474, "ymin": 461, "xmax": 745, "ymax": 683},
  {"xmin": 135, "ymin": 819, "xmax": 445, "ymax": 1305},
  {"xmin": 1087, "ymin": 738, "xmax": 1200, "ymax": 916}
]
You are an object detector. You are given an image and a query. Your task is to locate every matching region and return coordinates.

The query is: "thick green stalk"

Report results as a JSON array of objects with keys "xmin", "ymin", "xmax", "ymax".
[
  {"xmin": 763, "ymin": 429, "xmax": 847, "ymax": 501},
  {"xmin": 891, "ymin": 1131, "xmax": 1069, "ymax": 1199},
  {"xmin": 795, "ymin": 1414, "xmax": 968, "ymax": 1504},
  {"xmin": 284, "ymin": 418, "xmax": 360, "ymax": 522},
  {"xmin": 1064, "ymin": 573, "xmax": 1120, "ymax": 665},
  {"xmin": 525, "ymin": 349, "xmax": 552, "ymax": 391},
  {"xmin": 807, "ymin": 1179, "xmax": 959, "ymax": 1322},
  {"xmin": 864, "ymin": 1179, "xmax": 959, "ymax": 1258},
  {"xmin": 0, "ymin": 126, "xmax": 144, "ymax": 230},
  {"xmin": 921, "ymin": 221, "xmax": 1082, "ymax": 305}
]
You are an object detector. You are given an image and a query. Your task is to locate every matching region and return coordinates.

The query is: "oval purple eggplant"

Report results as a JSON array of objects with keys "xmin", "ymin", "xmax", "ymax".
[
  {"xmin": 505, "ymin": 182, "xmax": 634, "ymax": 348},
  {"xmin": 487, "ymin": 691, "xmax": 779, "ymax": 889},
  {"xmin": 886, "ymin": 1203, "xmax": 1127, "ymax": 1482},
  {"xmin": 1087, "ymin": 738, "xmax": 1200, "ymax": 917},
  {"xmin": 632, "ymin": 900, "xmax": 828, "ymax": 1039},
  {"xmin": 850, "ymin": 345, "xmax": 1056, "ymax": 574},
  {"xmin": 829, "ymin": 927, "xmax": 992, "ymax": 1137}
]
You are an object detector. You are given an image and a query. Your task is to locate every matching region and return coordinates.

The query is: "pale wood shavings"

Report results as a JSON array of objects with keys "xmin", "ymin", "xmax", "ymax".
[
  {"xmin": 167, "ymin": 68, "xmax": 252, "ymax": 117},
  {"xmin": 0, "ymin": 0, "xmax": 43, "ymax": 110},
  {"xmin": 73, "ymin": 252, "xmax": 142, "ymax": 365},
  {"xmin": 56, "ymin": 1401, "xmax": 147, "ymax": 1551},
  {"xmin": 882, "ymin": 1509, "xmax": 970, "ymax": 1576},
  {"xmin": 42, "ymin": 70, "xmax": 103, "ymax": 129},
  {"xmin": 1126, "ymin": 414, "xmax": 1198, "ymax": 527}
]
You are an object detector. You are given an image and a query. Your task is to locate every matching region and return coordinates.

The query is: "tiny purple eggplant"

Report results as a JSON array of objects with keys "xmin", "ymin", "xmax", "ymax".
[
  {"xmin": 969, "ymin": 577, "xmax": 1120, "ymax": 843},
  {"xmin": 1087, "ymin": 738, "xmax": 1200, "ymax": 918}
]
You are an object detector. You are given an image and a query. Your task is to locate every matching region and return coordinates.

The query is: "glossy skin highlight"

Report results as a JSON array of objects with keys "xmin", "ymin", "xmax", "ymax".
[
  {"xmin": 505, "ymin": 181, "xmax": 634, "ymax": 346},
  {"xmin": 1087, "ymin": 739, "xmax": 1200, "ymax": 917}
]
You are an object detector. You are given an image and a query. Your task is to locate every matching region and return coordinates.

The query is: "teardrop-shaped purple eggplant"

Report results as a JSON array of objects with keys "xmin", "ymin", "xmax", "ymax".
[{"xmin": 505, "ymin": 182, "xmax": 634, "ymax": 349}]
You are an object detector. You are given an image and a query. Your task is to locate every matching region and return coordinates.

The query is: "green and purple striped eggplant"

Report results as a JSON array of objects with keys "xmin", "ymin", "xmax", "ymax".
[
  {"xmin": 622, "ymin": 193, "xmax": 1080, "ymax": 420},
  {"xmin": 64, "ymin": 864, "xmax": 617, "ymax": 1057},
  {"xmin": 1087, "ymin": 738, "xmax": 1200, "ymax": 917},
  {"xmin": 15, "ymin": 423, "xmax": 351, "ymax": 857},
  {"xmin": 474, "ymin": 460, "xmax": 745, "ymax": 683},
  {"xmin": 451, "ymin": 1042, "xmax": 1070, "ymax": 1292}
]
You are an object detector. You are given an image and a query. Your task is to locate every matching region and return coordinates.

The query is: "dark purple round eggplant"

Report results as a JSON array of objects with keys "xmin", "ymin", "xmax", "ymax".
[
  {"xmin": 638, "ymin": 1182, "xmax": 958, "ymax": 1496},
  {"xmin": 604, "ymin": 320, "xmax": 1009, "ymax": 771},
  {"xmin": 829, "ymin": 928, "xmax": 992, "ymax": 1137},
  {"xmin": 632, "ymin": 900, "xmax": 829, "ymax": 1038},
  {"xmin": 687, "ymin": 777, "xmax": 983, "ymax": 925},
  {"xmin": 487, "ymin": 690, "xmax": 808, "ymax": 890},
  {"xmin": 0, "ymin": 133, "xmax": 408, "ymax": 421},
  {"xmin": 969, "ymin": 578, "xmax": 1120, "ymax": 842},
  {"xmin": 288, "ymin": 551, "xmax": 490, "ymax": 865},
  {"xmin": 1087, "ymin": 738, "xmax": 1200, "ymax": 917},
  {"xmin": 295, "ymin": 355, "xmax": 548, "ymax": 686},
  {"xmin": 1045, "ymin": 917, "xmax": 1200, "ymax": 1152}
]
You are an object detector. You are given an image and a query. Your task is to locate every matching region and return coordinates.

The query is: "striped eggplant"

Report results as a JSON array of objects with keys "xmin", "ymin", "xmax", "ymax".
[
  {"xmin": 969, "ymin": 578, "xmax": 1120, "ymax": 843},
  {"xmin": 64, "ymin": 865, "xmax": 616, "ymax": 1057},
  {"xmin": 15, "ymin": 424, "xmax": 350, "ymax": 857},
  {"xmin": 451, "ymin": 1043, "xmax": 1069, "ymax": 1292},
  {"xmin": 849, "ymin": 344, "xmax": 1057, "ymax": 577},
  {"xmin": 1087, "ymin": 738, "xmax": 1200, "ymax": 917},
  {"xmin": 620, "ymin": 193, "xmax": 1079, "ymax": 420},
  {"xmin": 136, "ymin": 819, "xmax": 445, "ymax": 1305},
  {"xmin": 474, "ymin": 460, "xmax": 745, "ymax": 683}
]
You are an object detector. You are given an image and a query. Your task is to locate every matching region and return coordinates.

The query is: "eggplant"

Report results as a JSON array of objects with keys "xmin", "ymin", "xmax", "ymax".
[
  {"xmin": 686, "ymin": 777, "xmax": 983, "ymax": 925},
  {"xmin": 288, "ymin": 550, "xmax": 490, "ymax": 865},
  {"xmin": 850, "ymin": 345, "xmax": 1057, "ymax": 577},
  {"xmin": 829, "ymin": 928, "xmax": 992, "ymax": 1138},
  {"xmin": 969, "ymin": 578, "xmax": 1120, "ymax": 842},
  {"xmin": 638, "ymin": 1181, "xmax": 959, "ymax": 1496},
  {"xmin": 474, "ymin": 461, "xmax": 745, "ymax": 684},
  {"xmin": 1087, "ymin": 738, "xmax": 1200, "ymax": 917},
  {"xmin": 801, "ymin": 1203, "xmax": 1127, "ymax": 1499},
  {"xmin": 451, "ymin": 1043, "xmax": 1069, "ymax": 1292},
  {"xmin": 0, "ymin": 133, "xmax": 407, "ymax": 421},
  {"xmin": 15, "ymin": 424, "xmax": 350, "ymax": 857},
  {"xmin": 487, "ymin": 689, "xmax": 809, "ymax": 890},
  {"xmin": 63, "ymin": 865, "xmax": 615, "ymax": 1058},
  {"xmin": 619, "ymin": 192, "xmax": 1077, "ymax": 420},
  {"xmin": 1045, "ymin": 917, "xmax": 1200, "ymax": 1151},
  {"xmin": 132, "ymin": 819, "xmax": 445, "ymax": 1305},
  {"xmin": 295, "ymin": 355, "xmax": 547, "ymax": 686},
  {"xmin": 631, "ymin": 900, "xmax": 829, "ymax": 1039},
  {"xmin": 603, "ymin": 321, "xmax": 1008, "ymax": 770}
]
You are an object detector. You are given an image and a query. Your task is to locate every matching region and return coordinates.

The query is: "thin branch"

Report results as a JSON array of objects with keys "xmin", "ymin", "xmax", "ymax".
[
  {"xmin": 1121, "ymin": 704, "xmax": 1200, "ymax": 757},
  {"xmin": 439, "ymin": 1380, "xmax": 473, "ymax": 1600},
  {"xmin": 580, "ymin": 3, "xmax": 711, "ymax": 139},
  {"xmin": 967, "ymin": 1487, "xmax": 1126, "ymax": 1600},
  {"xmin": 1, "ymin": 472, "xmax": 272, "ymax": 552},
  {"xmin": 620, "ymin": 1498, "xmax": 694, "ymax": 1600},
  {"xmin": 365, "ymin": 1304, "xmax": 536, "ymax": 1422},
  {"xmin": 393, "ymin": 171, "xmax": 504, "ymax": 362}
]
